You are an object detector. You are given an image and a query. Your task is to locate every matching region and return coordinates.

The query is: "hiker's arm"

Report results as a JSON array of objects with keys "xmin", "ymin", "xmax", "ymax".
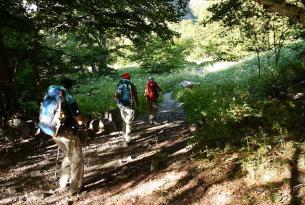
[
  {"xmin": 114, "ymin": 90, "xmax": 120, "ymax": 104},
  {"xmin": 132, "ymin": 84, "xmax": 139, "ymax": 106},
  {"xmin": 144, "ymin": 85, "xmax": 148, "ymax": 97}
]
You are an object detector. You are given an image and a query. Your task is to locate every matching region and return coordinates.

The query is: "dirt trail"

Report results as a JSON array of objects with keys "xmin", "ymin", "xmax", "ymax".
[
  {"xmin": 1, "ymin": 92, "xmax": 299, "ymax": 204},
  {"xmin": 0, "ymin": 92, "xmax": 193, "ymax": 205}
]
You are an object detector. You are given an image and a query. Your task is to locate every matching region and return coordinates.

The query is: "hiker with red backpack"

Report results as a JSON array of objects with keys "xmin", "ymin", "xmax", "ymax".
[
  {"xmin": 38, "ymin": 78, "xmax": 84, "ymax": 197},
  {"xmin": 144, "ymin": 76, "xmax": 162, "ymax": 125},
  {"xmin": 115, "ymin": 73, "xmax": 139, "ymax": 144}
]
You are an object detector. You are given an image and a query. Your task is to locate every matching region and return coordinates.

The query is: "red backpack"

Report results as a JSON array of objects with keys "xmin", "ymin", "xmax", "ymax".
[{"xmin": 146, "ymin": 80, "xmax": 159, "ymax": 101}]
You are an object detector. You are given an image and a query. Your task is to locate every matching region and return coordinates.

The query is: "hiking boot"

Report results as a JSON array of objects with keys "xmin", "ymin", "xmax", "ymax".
[
  {"xmin": 124, "ymin": 135, "xmax": 131, "ymax": 144},
  {"xmin": 68, "ymin": 187, "xmax": 81, "ymax": 197},
  {"xmin": 153, "ymin": 121, "xmax": 159, "ymax": 125},
  {"xmin": 149, "ymin": 120, "xmax": 159, "ymax": 125}
]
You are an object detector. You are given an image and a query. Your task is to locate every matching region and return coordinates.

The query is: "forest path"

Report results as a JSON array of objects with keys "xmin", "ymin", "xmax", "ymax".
[
  {"xmin": 1, "ymin": 91, "xmax": 294, "ymax": 205},
  {"xmin": 0, "ymin": 92, "xmax": 194, "ymax": 205}
]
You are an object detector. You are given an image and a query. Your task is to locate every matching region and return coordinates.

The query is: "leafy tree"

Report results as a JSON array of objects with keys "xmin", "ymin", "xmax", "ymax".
[
  {"xmin": 0, "ymin": 0, "xmax": 35, "ymax": 125},
  {"xmin": 208, "ymin": 0, "xmax": 300, "ymax": 77},
  {"xmin": 0, "ymin": 0, "xmax": 189, "ymax": 126},
  {"xmin": 131, "ymin": 36, "xmax": 188, "ymax": 74},
  {"xmin": 172, "ymin": 19, "xmax": 247, "ymax": 61}
]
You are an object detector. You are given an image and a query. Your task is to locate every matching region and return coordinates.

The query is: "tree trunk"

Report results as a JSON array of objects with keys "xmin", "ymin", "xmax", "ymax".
[
  {"xmin": 32, "ymin": 44, "xmax": 43, "ymax": 104},
  {"xmin": 275, "ymin": 46, "xmax": 281, "ymax": 66},
  {"xmin": 0, "ymin": 31, "xmax": 17, "ymax": 127},
  {"xmin": 98, "ymin": 30, "xmax": 108, "ymax": 76}
]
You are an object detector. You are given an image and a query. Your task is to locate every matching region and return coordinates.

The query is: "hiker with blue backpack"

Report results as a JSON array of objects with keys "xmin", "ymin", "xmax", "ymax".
[
  {"xmin": 38, "ymin": 78, "xmax": 84, "ymax": 197},
  {"xmin": 115, "ymin": 73, "xmax": 139, "ymax": 144}
]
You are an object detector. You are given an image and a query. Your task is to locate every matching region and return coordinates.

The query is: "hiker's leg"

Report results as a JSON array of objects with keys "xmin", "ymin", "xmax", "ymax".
[
  {"xmin": 53, "ymin": 136, "xmax": 71, "ymax": 189},
  {"xmin": 119, "ymin": 107, "xmax": 127, "ymax": 139},
  {"xmin": 125, "ymin": 122, "xmax": 131, "ymax": 142},
  {"xmin": 147, "ymin": 101, "xmax": 154, "ymax": 124},
  {"xmin": 152, "ymin": 101, "xmax": 158, "ymax": 122},
  {"xmin": 119, "ymin": 107, "xmax": 127, "ymax": 122},
  {"xmin": 60, "ymin": 155, "xmax": 71, "ymax": 189},
  {"xmin": 124, "ymin": 108, "xmax": 135, "ymax": 142},
  {"xmin": 148, "ymin": 101, "xmax": 158, "ymax": 124},
  {"xmin": 119, "ymin": 107, "xmax": 126, "ymax": 132},
  {"xmin": 120, "ymin": 108, "xmax": 135, "ymax": 142},
  {"xmin": 122, "ymin": 120, "xmax": 126, "ymax": 135},
  {"xmin": 68, "ymin": 135, "xmax": 84, "ymax": 195}
]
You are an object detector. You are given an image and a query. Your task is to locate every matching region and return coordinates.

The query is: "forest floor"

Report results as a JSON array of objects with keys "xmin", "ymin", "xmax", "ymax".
[{"xmin": 0, "ymin": 92, "xmax": 304, "ymax": 205}]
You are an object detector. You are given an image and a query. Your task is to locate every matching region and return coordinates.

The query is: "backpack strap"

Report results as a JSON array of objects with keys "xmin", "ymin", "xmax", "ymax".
[{"xmin": 52, "ymin": 98, "xmax": 62, "ymax": 137}]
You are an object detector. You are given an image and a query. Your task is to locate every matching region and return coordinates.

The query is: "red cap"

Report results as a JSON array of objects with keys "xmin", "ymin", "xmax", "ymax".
[{"xmin": 122, "ymin": 73, "xmax": 131, "ymax": 80}]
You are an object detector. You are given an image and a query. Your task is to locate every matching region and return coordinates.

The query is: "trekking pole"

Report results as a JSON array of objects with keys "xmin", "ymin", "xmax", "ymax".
[{"xmin": 54, "ymin": 146, "xmax": 60, "ymax": 181}]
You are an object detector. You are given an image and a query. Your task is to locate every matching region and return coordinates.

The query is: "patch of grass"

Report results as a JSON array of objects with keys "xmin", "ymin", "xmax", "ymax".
[
  {"xmin": 177, "ymin": 41, "xmax": 305, "ymax": 150},
  {"xmin": 73, "ymin": 62, "xmax": 204, "ymax": 116}
]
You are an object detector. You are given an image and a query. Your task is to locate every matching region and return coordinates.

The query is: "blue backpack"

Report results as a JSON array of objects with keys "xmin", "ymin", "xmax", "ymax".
[
  {"xmin": 117, "ymin": 79, "xmax": 132, "ymax": 106},
  {"xmin": 39, "ymin": 85, "xmax": 64, "ymax": 136}
]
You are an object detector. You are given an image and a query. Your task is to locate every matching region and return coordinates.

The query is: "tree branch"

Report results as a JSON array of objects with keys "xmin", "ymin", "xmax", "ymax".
[{"xmin": 253, "ymin": 0, "xmax": 305, "ymax": 25}]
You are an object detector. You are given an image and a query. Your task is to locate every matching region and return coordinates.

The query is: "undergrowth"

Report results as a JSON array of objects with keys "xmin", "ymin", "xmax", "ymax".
[
  {"xmin": 176, "ymin": 41, "xmax": 305, "ymax": 151},
  {"xmin": 73, "ymin": 63, "xmax": 200, "ymax": 116}
]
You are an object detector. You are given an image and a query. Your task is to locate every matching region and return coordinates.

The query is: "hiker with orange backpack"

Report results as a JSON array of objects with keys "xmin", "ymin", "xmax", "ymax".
[
  {"xmin": 38, "ymin": 78, "xmax": 84, "ymax": 197},
  {"xmin": 115, "ymin": 73, "xmax": 139, "ymax": 144},
  {"xmin": 144, "ymin": 77, "xmax": 162, "ymax": 125}
]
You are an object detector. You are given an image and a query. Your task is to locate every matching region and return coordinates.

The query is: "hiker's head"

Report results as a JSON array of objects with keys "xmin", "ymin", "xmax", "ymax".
[
  {"xmin": 122, "ymin": 73, "xmax": 131, "ymax": 80},
  {"xmin": 61, "ymin": 78, "xmax": 74, "ymax": 90},
  {"xmin": 148, "ymin": 76, "xmax": 154, "ymax": 81}
]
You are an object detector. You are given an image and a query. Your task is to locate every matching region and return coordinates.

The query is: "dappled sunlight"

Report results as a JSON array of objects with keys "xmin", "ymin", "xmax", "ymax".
[
  {"xmin": 170, "ymin": 144, "xmax": 194, "ymax": 157},
  {"xmin": 104, "ymin": 170, "xmax": 188, "ymax": 203},
  {"xmin": 210, "ymin": 191, "xmax": 232, "ymax": 205},
  {"xmin": 244, "ymin": 165, "xmax": 290, "ymax": 186},
  {"xmin": 3, "ymin": 0, "xmax": 305, "ymax": 204},
  {"xmin": 5, "ymin": 160, "xmax": 51, "ymax": 178},
  {"xmin": 84, "ymin": 149, "xmax": 159, "ymax": 178},
  {"xmin": 199, "ymin": 180, "xmax": 244, "ymax": 205}
]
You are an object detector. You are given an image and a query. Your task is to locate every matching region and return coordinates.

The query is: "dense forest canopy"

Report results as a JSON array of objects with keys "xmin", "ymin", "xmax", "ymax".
[{"xmin": 0, "ymin": 0, "xmax": 188, "ymax": 126}]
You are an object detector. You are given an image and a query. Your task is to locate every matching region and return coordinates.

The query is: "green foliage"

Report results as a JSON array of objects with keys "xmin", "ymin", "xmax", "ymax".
[
  {"xmin": 73, "ymin": 78, "xmax": 117, "ymax": 116},
  {"xmin": 171, "ymin": 19, "xmax": 249, "ymax": 61},
  {"xmin": 130, "ymin": 37, "xmax": 188, "ymax": 74},
  {"xmin": 73, "ymin": 67, "xmax": 153, "ymax": 116},
  {"xmin": 72, "ymin": 63, "xmax": 200, "ymax": 116},
  {"xmin": 177, "ymin": 41, "xmax": 305, "ymax": 150},
  {"xmin": 1, "ymin": 0, "xmax": 189, "ymax": 120},
  {"xmin": 208, "ymin": 0, "xmax": 303, "ymax": 68}
]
